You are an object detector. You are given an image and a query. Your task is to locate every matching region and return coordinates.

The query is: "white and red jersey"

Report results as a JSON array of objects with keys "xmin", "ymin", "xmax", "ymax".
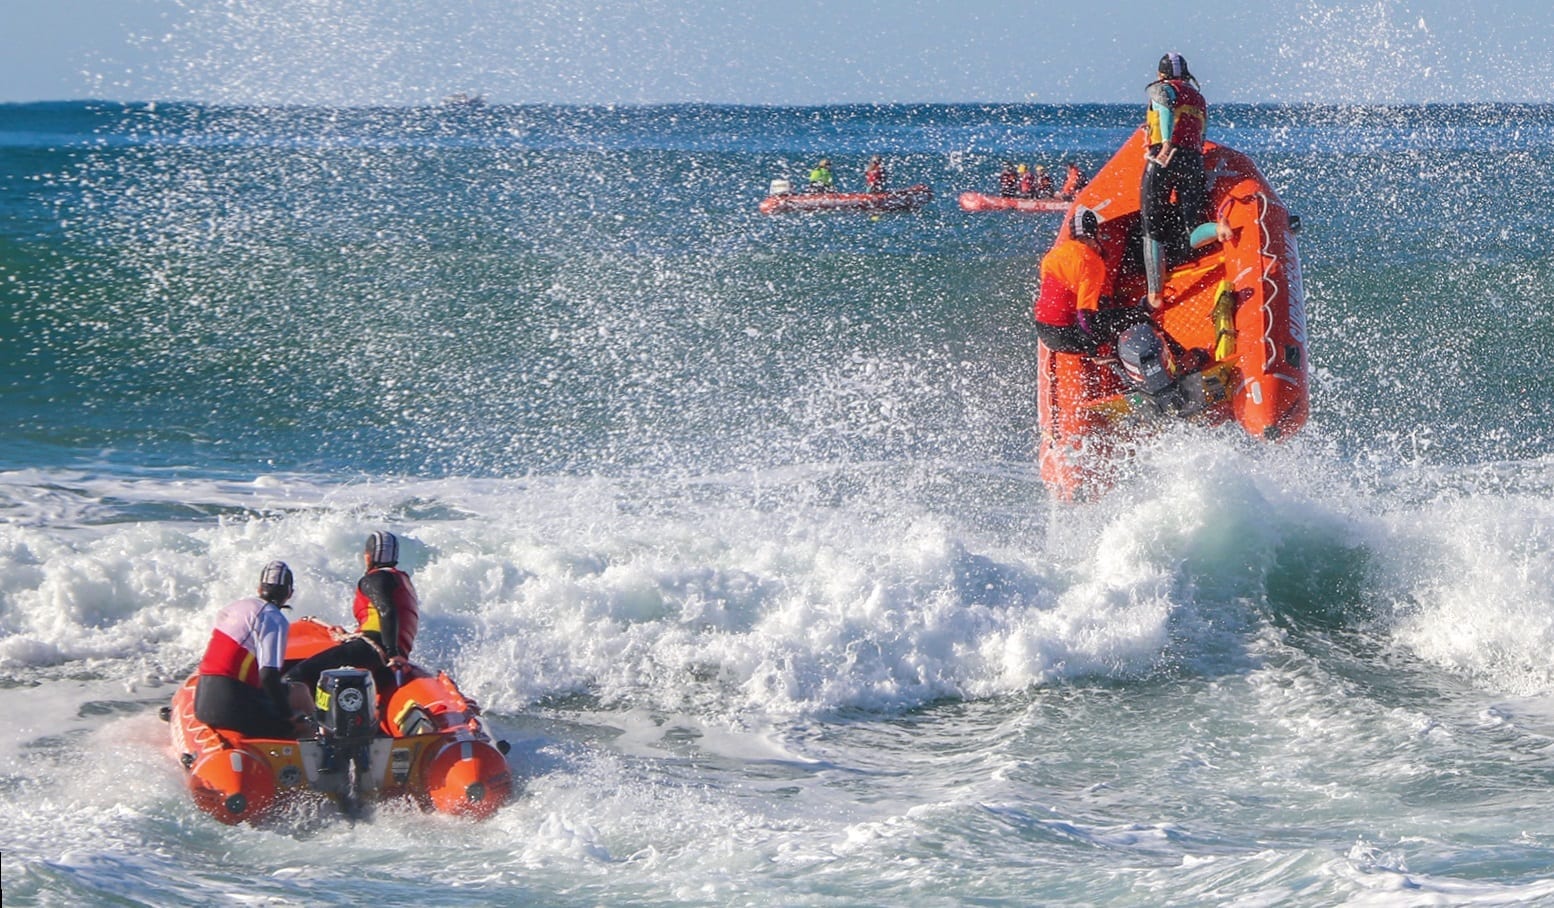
[{"xmin": 196, "ymin": 596, "xmax": 289, "ymax": 687}]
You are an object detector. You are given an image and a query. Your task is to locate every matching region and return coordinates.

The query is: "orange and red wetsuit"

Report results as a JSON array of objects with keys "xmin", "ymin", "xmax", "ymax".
[{"xmin": 1033, "ymin": 238, "xmax": 1109, "ymax": 353}]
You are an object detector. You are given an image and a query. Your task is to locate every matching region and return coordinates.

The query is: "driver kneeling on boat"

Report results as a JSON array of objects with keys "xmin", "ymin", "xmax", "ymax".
[
  {"xmin": 1034, "ymin": 207, "xmax": 1150, "ymax": 356},
  {"xmin": 194, "ymin": 561, "xmax": 315, "ymax": 738},
  {"xmin": 284, "ymin": 531, "xmax": 421, "ymax": 700}
]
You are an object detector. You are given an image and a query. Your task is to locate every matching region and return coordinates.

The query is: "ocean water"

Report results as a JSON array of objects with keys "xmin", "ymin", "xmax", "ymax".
[{"xmin": 4, "ymin": 98, "xmax": 1554, "ymax": 906}]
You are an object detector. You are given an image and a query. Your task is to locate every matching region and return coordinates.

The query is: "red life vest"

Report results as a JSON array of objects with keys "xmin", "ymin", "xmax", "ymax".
[
  {"xmin": 1145, "ymin": 79, "xmax": 1207, "ymax": 151},
  {"xmin": 353, "ymin": 567, "xmax": 420, "ymax": 658}
]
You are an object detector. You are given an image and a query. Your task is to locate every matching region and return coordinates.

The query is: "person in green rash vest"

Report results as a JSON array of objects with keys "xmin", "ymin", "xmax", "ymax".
[{"xmin": 806, "ymin": 158, "xmax": 835, "ymax": 193}]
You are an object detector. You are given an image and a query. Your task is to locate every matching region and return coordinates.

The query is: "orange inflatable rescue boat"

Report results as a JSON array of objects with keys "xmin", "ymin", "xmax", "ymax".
[
  {"xmin": 958, "ymin": 191, "xmax": 1068, "ymax": 213},
  {"xmin": 1036, "ymin": 129, "xmax": 1309, "ymax": 501},
  {"xmin": 760, "ymin": 178, "xmax": 933, "ymax": 214},
  {"xmin": 164, "ymin": 617, "xmax": 513, "ymax": 825}
]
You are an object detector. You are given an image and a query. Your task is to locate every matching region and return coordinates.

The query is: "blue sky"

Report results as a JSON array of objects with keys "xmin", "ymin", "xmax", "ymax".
[{"xmin": 6, "ymin": 0, "xmax": 1554, "ymax": 105}]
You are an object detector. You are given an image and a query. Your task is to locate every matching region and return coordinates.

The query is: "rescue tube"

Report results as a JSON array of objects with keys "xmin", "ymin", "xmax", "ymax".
[
  {"xmin": 958, "ymin": 191, "xmax": 1068, "ymax": 213},
  {"xmin": 760, "ymin": 184, "xmax": 933, "ymax": 214},
  {"xmin": 1036, "ymin": 130, "xmax": 1309, "ymax": 502},
  {"xmin": 166, "ymin": 617, "xmax": 514, "ymax": 825}
]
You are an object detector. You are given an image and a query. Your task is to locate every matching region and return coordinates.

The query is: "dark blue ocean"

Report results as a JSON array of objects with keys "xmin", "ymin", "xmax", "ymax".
[{"xmin": 5, "ymin": 99, "xmax": 1554, "ymax": 906}]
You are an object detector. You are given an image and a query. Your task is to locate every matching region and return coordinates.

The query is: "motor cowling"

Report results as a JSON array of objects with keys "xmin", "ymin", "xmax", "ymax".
[
  {"xmin": 1116, "ymin": 323, "xmax": 1177, "ymax": 396},
  {"xmin": 1118, "ymin": 322, "xmax": 1213, "ymax": 417},
  {"xmin": 316, "ymin": 668, "xmax": 378, "ymax": 745}
]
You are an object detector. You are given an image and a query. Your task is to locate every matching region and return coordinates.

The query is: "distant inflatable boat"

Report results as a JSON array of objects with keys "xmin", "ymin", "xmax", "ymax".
[
  {"xmin": 958, "ymin": 191, "xmax": 1068, "ymax": 212},
  {"xmin": 164, "ymin": 616, "xmax": 513, "ymax": 826},
  {"xmin": 760, "ymin": 180, "xmax": 933, "ymax": 214},
  {"xmin": 1036, "ymin": 130, "xmax": 1309, "ymax": 502}
]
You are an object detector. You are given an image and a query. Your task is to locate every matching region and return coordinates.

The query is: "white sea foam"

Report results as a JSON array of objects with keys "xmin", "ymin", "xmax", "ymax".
[
  {"xmin": 7, "ymin": 442, "xmax": 1553, "ymax": 721},
  {"xmin": 5, "ymin": 442, "xmax": 1554, "ymax": 903}
]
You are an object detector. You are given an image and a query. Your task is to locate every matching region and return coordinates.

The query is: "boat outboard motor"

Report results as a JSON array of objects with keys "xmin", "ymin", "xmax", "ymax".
[
  {"xmin": 1116, "ymin": 323, "xmax": 1192, "ymax": 415},
  {"xmin": 316, "ymin": 668, "xmax": 378, "ymax": 772}
]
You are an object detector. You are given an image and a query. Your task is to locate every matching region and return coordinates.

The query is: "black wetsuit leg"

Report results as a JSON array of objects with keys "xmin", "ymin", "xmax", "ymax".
[
  {"xmin": 283, "ymin": 638, "xmax": 384, "ymax": 690},
  {"xmin": 1142, "ymin": 148, "xmax": 1209, "ymax": 259},
  {"xmin": 1172, "ymin": 148, "xmax": 1209, "ymax": 233}
]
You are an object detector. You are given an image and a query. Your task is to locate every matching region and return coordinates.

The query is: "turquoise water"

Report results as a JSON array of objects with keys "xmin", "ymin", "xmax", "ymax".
[{"xmin": 5, "ymin": 100, "xmax": 1554, "ymax": 906}]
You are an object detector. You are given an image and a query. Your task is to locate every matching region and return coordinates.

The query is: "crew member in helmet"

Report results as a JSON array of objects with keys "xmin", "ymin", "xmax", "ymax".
[
  {"xmin": 998, "ymin": 162, "xmax": 1019, "ymax": 197},
  {"xmin": 1033, "ymin": 165, "xmax": 1055, "ymax": 196},
  {"xmin": 1141, "ymin": 52, "xmax": 1231, "ymax": 309},
  {"xmin": 1033, "ymin": 207, "xmax": 1148, "ymax": 355},
  {"xmin": 194, "ymin": 561, "xmax": 314, "ymax": 738},
  {"xmin": 284, "ymin": 531, "xmax": 422, "ymax": 697},
  {"xmin": 1016, "ymin": 164, "xmax": 1035, "ymax": 198}
]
